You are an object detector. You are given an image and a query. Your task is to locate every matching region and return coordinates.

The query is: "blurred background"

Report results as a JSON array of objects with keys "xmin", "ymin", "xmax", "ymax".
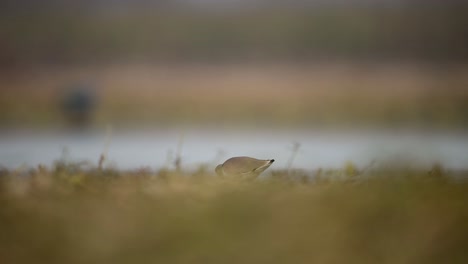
[{"xmin": 1, "ymin": 0, "xmax": 468, "ymax": 170}]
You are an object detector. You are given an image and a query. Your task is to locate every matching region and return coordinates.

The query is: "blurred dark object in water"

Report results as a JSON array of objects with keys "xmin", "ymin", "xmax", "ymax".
[{"xmin": 61, "ymin": 82, "xmax": 96, "ymax": 128}]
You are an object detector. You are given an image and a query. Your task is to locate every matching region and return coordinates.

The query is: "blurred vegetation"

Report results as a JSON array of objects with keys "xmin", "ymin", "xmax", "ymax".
[
  {"xmin": 1, "ymin": 4, "xmax": 468, "ymax": 128},
  {"xmin": 1, "ymin": 6, "xmax": 468, "ymax": 66},
  {"xmin": 0, "ymin": 162, "xmax": 467, "ymax": 264},
  {"xmin": 1, "ymin": 63, "xmax": 467, "ymax": 128}
]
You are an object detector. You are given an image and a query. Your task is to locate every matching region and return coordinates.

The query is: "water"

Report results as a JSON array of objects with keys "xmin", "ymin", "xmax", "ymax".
[{"xmin": 1, "ymin": 128, "xmax": 467, "ymax": 171}]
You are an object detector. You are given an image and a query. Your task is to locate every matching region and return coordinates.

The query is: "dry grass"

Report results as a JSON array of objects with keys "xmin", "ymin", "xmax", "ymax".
[
  {"xmin": 1, "ymin": 63, "xmax": 468, "ymax": 127},
  {"xmin": 1, "ymin": 163, "xmax": 467, "ymax": 264}
]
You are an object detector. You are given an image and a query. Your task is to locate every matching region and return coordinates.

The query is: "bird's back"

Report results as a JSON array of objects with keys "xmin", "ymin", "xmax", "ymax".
[{"xmin": 222, "ymin": 156, "xmax": 274, "ymax": 176}]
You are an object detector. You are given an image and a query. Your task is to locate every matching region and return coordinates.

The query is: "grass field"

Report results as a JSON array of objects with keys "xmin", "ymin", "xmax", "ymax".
[{"xmin": 1, "ymin": 163, "xmax": 467, "ymax": 264}]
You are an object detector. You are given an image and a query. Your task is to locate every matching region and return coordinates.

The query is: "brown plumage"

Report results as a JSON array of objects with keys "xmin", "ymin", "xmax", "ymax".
[{"xmin": 215, "ymin": 156, "xmax": 275, "ymax": 178}]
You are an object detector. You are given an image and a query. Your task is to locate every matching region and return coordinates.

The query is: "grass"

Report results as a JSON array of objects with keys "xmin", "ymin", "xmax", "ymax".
[
  {"xmin": 1, "ymin": 162, "xmax": 467, "ymax": 264},
  {"xmin": 1, "ymin": 63, "xmax": 468, "ymax": 128}
]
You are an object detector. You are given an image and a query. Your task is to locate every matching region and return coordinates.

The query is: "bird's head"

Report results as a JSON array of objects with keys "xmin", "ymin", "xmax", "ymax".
[{"xmin": 215, "ymin": 164, "xmax": 223, "ymax": 176}]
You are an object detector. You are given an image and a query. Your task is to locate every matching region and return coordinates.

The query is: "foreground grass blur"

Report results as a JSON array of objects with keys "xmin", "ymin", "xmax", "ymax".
[{"xmin": 1, "ymin": 163, "xmax": 467, "ymax": 264}]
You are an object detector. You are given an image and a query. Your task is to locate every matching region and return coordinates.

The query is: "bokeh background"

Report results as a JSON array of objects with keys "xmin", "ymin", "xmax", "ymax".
[
  {"xmin": 1, "ymin": 0, "xmax": 468, "ymax": 170},
  {"xmin": 2, "ymin": 2, "xmax": 468, "ymax": 264}
]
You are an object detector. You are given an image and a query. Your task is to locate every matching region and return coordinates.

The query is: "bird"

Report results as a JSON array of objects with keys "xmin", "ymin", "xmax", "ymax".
[{"xmin": 215, "ymin": 156, "xmax": 275, "ymax": 178}]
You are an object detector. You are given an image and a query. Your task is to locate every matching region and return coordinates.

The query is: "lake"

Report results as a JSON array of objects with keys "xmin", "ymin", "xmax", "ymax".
[{"xmin": 1, "ymin": 128, "xmax": 467, "ymax": 171}]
